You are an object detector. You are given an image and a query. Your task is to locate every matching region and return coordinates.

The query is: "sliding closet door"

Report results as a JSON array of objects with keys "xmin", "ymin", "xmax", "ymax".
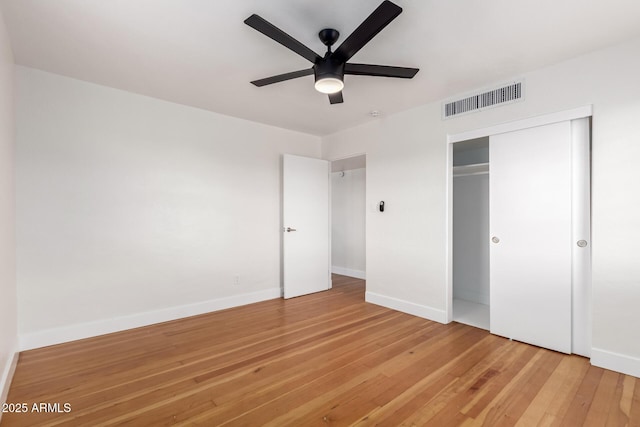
[{"xmin": 490, "ymin": 121, "xmax": 572, "ymax": 354}]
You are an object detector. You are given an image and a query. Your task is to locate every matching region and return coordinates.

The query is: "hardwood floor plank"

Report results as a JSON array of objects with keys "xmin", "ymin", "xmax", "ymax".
[
  {"xmin": 47, "ymin": 314, "xmax": 405, "ymax": 425},
  {"xmin": 583, "ymin": 370, "xmax": 628, "ymax": 427},
  {"xmin": 559, "ymin": 365, "xmax": 605, "ymax": 426},
  {"xmin": 76, "ymin": 314, "xmax": 421, "ymax": 426},
  {"xmin": 619, "ymin": 376, "xmax": 636, "ymax": 418},
  {"xmin": 259, "ymin": 327, "xmax": 484, "ymax": 426},
  {"xmin": 14, "ymin": 297, "xmax": 387, "ymax": 401},
  {"xmin": 482, "ymin": 349, "xmax": 563, "ymax": 426},
  {"xmin": 629, "ymin": 378, "xmax": 640, "ymax": 427},
  {"xmin": 2, "ymin": 275, "xmax": 638, "ymax": 427},
  {"xmin": 459, "ymin": 343, "xmax": 538, "ymax": 421},
  {"xmin": 382, "ymin": 341, "xmax": 504, "ymax": 426},
  {"xmin": 607, "ymin": 374, "xmax": 635, "ymax": 426},
  {"xmin": 211, "ymin": 324, "xmax": 467, "ymax": 425},
  {"xmin": 515, "ymin": 355, "xmax": 590, "ymax": 426},
  {"xmin": 399, "ymin": 342, "xmax": 541, "ymax": 426}
]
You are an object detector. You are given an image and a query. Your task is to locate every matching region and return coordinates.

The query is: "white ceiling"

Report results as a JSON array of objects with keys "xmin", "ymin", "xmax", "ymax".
[{"xmin": 2, "ymin": 0, "xmax": 640, "ymax": 136}]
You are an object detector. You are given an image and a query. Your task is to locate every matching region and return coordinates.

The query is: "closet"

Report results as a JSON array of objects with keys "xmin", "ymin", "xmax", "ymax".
[
  {"xmin": 452, "ymin": 117, "xmax": 591, "ymax": 356},
  {"xmin": 452, "ymin": 138, "xmax": 490, "ymax": 330},
  {"xmin": 331, "ymin": 155, "xmax": 366, "ymax": 280}
]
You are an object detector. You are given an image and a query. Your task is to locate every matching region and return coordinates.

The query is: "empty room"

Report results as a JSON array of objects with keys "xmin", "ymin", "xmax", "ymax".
[{"xmin": 1, "ymin": 0, "xmax": 640, "ymax": 425}]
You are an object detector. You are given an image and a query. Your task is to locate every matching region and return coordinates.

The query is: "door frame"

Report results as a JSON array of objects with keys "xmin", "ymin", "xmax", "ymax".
[{"xmin": 445, "ymin": 105, "xmax": 592, "ymax": 327}]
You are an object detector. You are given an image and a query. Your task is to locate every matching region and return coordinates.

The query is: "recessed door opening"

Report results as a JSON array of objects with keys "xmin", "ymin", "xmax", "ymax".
[
  {"xmin": 452, "ymin": 138, "xmax": 490, "ymax": 330},
  {"xmin": 330, "ymin": 154, "xmax": 366, "ymax": 294}
]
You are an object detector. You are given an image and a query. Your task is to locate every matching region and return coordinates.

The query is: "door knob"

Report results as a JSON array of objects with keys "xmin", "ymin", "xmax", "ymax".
[
  {"xmin": 285, "ymin": 227, "xmax": 297, "ymax": 232},
  {"xmin": 577, "ymin": 240, "xmax": 588, "ymax": 247},
  {"xmin": 491, "ymin": 236, "xmax": 500, "ymax": 244}
]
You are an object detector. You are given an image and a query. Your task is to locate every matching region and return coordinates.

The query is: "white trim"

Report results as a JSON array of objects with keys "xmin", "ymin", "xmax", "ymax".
[
  {"xmin": 445, "ymin": 139, "xmax": 454, "ymax": 323},
  {"xmin": 19, "ymin": 287, "xmax": 282, "ymax": 351},
  {"xmin": 366, "ymin": 291, "xmax": 447, "ymax": 323},
  {"xmin": 448, "ymin": 105, "xmax": 593, "ymax": 143},
  {"xmin": 327, "ymin": 158, "xmax": 332, "ymax": 291},
  {"xmin": 0, "ymin": 345, "xmax": 19, "ymax": 411},
  {"xmin": 591, "ymin": 348, "xmax": 640, "ymax": 378},
  {"xmin": 331, "ymin": 266, "xmax": 366, "ymax": 280},
  {"xmin": 571, "ymin": 118, "xmax": 592, "ymax": 358}
]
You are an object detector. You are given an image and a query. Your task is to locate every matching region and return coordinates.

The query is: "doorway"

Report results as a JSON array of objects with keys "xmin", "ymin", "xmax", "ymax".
[
  {"xmin": 452, "ymin": 137, "xmax": 490, "ymax": 330},
  {"xmin": 330, "ymin": 155, "xmax": 366, "ymax": 285}
]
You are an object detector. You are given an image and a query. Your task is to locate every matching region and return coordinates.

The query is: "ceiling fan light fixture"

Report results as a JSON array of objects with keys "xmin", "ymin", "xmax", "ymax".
[
  {"xmin": 314, "ymin": 77, "xmax": 344, "ymax": 94},
  {"xmin": 245, "ymin": 1, "xmax": 419, "ymax": 104}
]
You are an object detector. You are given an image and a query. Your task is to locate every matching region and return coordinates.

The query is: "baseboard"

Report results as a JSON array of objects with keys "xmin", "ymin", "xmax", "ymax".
[
  {"xmin": 365, "ymin": 291, "xmax": 447, "ymax": 324},
  {"xmin": 332, "ymin": 266, "xmax": 366, "ymax": 280},
  {"xmin": 591, "ymin": 348, "xmax": 640, "ymax": 379},
  {"xmin": 19, "ymin": 287, "xmax": 282, "ymax": 351},
  {"xmin": 0, "ymin": 345, "xmax": 19, "ymax": 411}
]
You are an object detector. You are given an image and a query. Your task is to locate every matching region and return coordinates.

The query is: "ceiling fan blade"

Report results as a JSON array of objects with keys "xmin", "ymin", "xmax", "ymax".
[
  {"xmin": 251, "ymin": 68, "xmax": 314, "ymax": 87},
  {"xmin": 245, "ymin": 14, "xmax": 321, "ymax": 63},
  {"xmin": 333, "ymin": 1, "xmax": 402, "ymax": 63},
  {"xmin": 328, "ymin": 91, "xmax": 344, "ymax": 104},
  {"xmin": 345, "ymin": 63, "xmax": 419, "ymax": 78}
]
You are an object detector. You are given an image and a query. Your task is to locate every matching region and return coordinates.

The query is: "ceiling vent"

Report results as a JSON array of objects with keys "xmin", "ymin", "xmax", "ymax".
[{"xmin": 442, "ymin": 80, "xmax": 524, "ymax": 119}]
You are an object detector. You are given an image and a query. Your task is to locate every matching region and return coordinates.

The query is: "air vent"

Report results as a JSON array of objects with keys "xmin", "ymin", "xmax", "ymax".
[{"xmin": 442, "ymin": 80, "xmax": 524, "ymax": 119}]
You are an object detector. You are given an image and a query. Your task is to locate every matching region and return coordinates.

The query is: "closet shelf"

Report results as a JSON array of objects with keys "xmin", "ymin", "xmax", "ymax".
[{"xmin": 453, "ymin": 162, "xmax": 489, "ymax": 177}]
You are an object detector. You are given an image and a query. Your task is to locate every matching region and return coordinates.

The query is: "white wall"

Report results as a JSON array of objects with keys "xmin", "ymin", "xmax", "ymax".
[
  {"xmin": 331, "ymin": 168, "xmax": 366, "ymax": 279},
  {"xmin": 15, "ymin": 67, "xmax": 321, "ymax": 349},
  {"xmin": 322, "ymin": 36, "xmax": 640, "ymax": 377},
  {"xmin": 0, "ymin": 7, "xmax": 18, "ymax": 409}
]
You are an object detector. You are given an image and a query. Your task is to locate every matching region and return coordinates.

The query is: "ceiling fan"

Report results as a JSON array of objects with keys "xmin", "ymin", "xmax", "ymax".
[{"xmin": 244, "ymin": 0, "xmax": 419, "ymax": 104}]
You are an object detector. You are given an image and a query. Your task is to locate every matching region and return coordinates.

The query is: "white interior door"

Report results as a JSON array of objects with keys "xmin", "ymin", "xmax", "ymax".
[
  {"xmin": 490, "ymin": 121, "xmax": 572, "ymax": 353},
  {"xmin": 283, "ymin": 154, "xmax": 330, "ymax": 299}
]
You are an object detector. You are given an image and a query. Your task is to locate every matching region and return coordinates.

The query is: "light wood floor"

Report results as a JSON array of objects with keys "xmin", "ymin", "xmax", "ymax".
[{"xmin": 3, "ymin": 275, "xmax": 639, "ymax": 426}]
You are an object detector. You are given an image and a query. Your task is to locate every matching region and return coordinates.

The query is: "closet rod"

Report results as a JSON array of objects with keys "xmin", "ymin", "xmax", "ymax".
[{"xmin": 453, "ymin": 162, "xmax": 489, "ymax": 177}]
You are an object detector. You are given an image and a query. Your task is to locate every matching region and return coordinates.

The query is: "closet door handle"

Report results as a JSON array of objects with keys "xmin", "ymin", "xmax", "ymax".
[
  {"xmin": 577, "ymin": 240, "xmax": 587, "ymax": 247},
  {"xmin": 491, "ymin": 236, "xmax": 500, "ymax": 244}
]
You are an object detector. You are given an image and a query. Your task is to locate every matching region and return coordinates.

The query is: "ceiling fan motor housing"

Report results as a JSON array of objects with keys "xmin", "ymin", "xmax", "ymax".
[{"xmin": 314, "ymin": 57, "xmax": 345, "ymax": 85}]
